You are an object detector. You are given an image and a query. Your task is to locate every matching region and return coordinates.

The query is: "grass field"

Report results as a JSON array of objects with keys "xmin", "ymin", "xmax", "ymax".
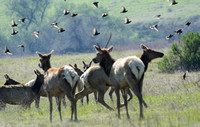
[{"xmin": 0, "ymin": 49, "xmax": 199, "ymax": 127}]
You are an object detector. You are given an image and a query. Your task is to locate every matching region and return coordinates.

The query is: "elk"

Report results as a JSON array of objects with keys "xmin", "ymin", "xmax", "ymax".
[
  {"xmin": 4, "ymin": 74, "xmax": 21, "ymax": 85},
  {"xmin": 92, "ymin": 36, "xmax": 164, "ymax": 119},
  {"xmin": 75, "ymin": 37, "xmax": 114, "ymax": 111},
  {"xmin": 36, "ymin": 50, "xmax": 67, "ymax": 109},
  {"xmin": 70, "ymin": 61, "xmax": 98, "ymax": 105},
  {"xmin": 37, "ymin": 51, "xmax": 79, "ymax": 122},
  {"xmin": 0, "ymin": 70, "xmax": 44, "ymax": 110}
]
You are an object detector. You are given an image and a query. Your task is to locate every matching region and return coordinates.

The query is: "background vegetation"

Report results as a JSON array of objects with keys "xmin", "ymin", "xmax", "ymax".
[
  {"xmin": 0, "ymin": 0, "xmax": 200, "ymax": 55},
  {"xmin": 158, "ymin": 32, "xmax": 200, "ymax": 72}
]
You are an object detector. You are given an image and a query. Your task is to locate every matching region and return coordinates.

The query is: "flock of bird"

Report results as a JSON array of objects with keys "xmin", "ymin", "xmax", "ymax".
[{"xmin": 4, "ymin": 0, "xmax": 191, "ymax": 57}]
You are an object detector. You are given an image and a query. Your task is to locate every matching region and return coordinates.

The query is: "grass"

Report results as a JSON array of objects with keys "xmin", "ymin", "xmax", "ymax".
[{"xmin": 0, "ymin": 50, "xmax": 200, "ymax": 127}]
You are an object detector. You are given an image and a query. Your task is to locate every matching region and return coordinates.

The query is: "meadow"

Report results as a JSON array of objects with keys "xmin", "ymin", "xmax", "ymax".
[{"xmin": 0, "ymin": 49, "xmax": 199, "ymax": 127}]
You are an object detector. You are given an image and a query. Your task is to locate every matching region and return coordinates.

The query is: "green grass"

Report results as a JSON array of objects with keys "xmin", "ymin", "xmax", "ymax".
[{"xmin": 0, "ymin": 50, "xmax": 200, "ymax": 127}]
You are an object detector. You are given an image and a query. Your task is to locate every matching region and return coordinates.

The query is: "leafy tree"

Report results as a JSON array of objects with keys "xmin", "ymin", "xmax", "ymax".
[{"xmin": 158, "ymin": 32, "xmax": 200, "ymax": 72}]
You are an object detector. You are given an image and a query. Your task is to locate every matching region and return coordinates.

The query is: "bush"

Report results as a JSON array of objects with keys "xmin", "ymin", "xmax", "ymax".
[{"xmin": 158, "ymin": 32, "xmax": 200, "ymax": 72}]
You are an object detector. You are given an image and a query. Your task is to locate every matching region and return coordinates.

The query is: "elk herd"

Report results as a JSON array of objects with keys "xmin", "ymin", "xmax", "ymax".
[{"xmin": 0, "ymin": 35, "xmax": 164, "ymax": 122}]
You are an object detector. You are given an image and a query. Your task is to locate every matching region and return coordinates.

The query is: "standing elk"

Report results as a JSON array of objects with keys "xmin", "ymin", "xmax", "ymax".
[
  {"xmin": 36, "ymin": 50, "xmax": 67, "ymax": 109},
  {"xmin": 0, "ymin": 70, "xmax": 44, "ymax": 110},
  {"xmin": 37, "ymin": 51, "xmax": 79, "ymax": 122},
  {"xmin": 92, "ymin": 35, "xmax": 164, "ymax": 119}
]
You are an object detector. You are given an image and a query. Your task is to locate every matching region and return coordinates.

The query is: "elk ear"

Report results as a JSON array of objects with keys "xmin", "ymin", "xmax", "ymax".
[
  {"xmin": 48, "ymin": 50, "xmax": 54, "ymax": 58},
  {"xmin": 89, "ymin": 61, "xmax": 92, "ymax": 67},
  {"xmin": 36, "ymin": 51, "xmax": 43, "ymax": 58},
  {"xmin": 107, "ymin": 46, "xmax": 113, "ymax": 52},
  {"xmin": 4, "ymin": 74, "xmax": 10, "ymax": 80},
  {"xmin": 82, "ymin": 61, "xmax": 86, "ymax": 66},
  {"xmin": 94, "ymin": 45, "xmax": 102, "ymax": 53},
  {"xmin": 74, "ymin": 64, "xmax": 77, "ymax": 68},
  {"xmin": 69, "ymin": 64, "xmax": 73, "ymax": 68},
  {"xmin": 140, "ymin": 44, "xmax": 148, "ymax": 51}
]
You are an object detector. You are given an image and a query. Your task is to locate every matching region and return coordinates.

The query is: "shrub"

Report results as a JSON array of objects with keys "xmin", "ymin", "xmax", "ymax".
[{"xmin": 158, "ymin": 32, "xmax": 200, "ymax": 72}]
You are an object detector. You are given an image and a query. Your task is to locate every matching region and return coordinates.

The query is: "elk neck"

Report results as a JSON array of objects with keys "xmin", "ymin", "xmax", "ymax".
[
  {"xmin": 139, "ymin": 54, "xmax": 150, "ymax": 72},
  {"xmin": 100, "ymin": 54, "xmax": 115, "ymax": 76}
]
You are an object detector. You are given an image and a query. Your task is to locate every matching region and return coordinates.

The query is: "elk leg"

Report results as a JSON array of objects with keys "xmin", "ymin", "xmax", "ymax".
[
  {"xmin": 120, "ymin": 88, "xmax": 133, "ymax": 107},
  {"xmin": 75, "ymin": 87, "xmax": 94, "ymax": 102},
  {"xmin": 97, "ymin": 90, "xmax": 114, "ymax": 110},
  {"xmin": 94, "ymin": 91, "xmax": 98, "ymax": 104},
  {"xmin": 86, "ymin": 95, "xmax": 89, "ymax": 104},
  {"xmin": 115, "ymin": 87, "xmax": 121, "ymax": 119},
  {"xmin": 124, "ymin": 72, "xmax": 144, "ymax": 118},
  {"xmin": 47, "ymin": 95, "xmax": 53, "ymax": 122},
  {"xmin": 57, "ymin": 96, "xmax": 62, "ymax": 121},
  {"xmin": 62, "ymin": 95, "xmax": 67, "ymax": 108},
  {"xmin": 81, "ymin": 98, "xmax": 84, "ymax": 105},
  {"xmin": 122, "ymin": 89, "xmax": 130, "ymax": 119},
  {"xmin": 109, "ymin": 87, "xmax": 115, "ymax": 101},
  {"xmin": 35, "ymin": 96, "xmax": 40, "ymax": 109}
]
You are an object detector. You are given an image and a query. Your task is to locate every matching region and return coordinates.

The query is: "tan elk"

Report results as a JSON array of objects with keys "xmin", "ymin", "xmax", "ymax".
[
  {"xmin": 0, "ymin": 70, "xmax": 44, "ymax": 109},
  {"xmin": 36, "ymin": 50, "xmax": 67, "ymax": 109},
  {"xmin": 92, "ymin": 38, "xmax": 164, "ymax": 119},
  {"xmin": 37, "ymin": 51, "xmax": 79, "ymax": 122},
  {"xmin": 75, "ymin": 37, "xmax": 114, "ymax": 111}
]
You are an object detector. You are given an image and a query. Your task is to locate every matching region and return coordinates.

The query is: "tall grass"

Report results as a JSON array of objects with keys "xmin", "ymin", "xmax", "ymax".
[{"xmin": 0, "ymin": 50, "xmax": 199, "ymax": 127}]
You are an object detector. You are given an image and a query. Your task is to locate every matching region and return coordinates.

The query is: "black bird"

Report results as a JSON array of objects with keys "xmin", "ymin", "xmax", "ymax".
[
  {"xmin": 120, "ymin": 6, "xmax": 128, "ymax": 13},
  {"xmin": 11, "ymin": 20, "xmax": 17, "ymax": 27},
  {"xmin": 174, "ymin": 29, "xmax": 183, "ymax": 35},
  {"xmin": 10, "ymin": 27, "xmax": 18, "ymax": 36},
  {"xmin": 93, "ymin": 28, "xmax": 100, "ymax": 36},
  {"xmin": 70, "ymin": 13, "xmax": 78, "ymax": 17},
  {"xmin": 150, "ymin": 24, "xmax": 158, "ymax": 31},
  {"xmin": 18, "ymin": 44, "xmax": 25, "ymax": 52},
  {"xmin": 124, "ymin": 17, "xmax": 131, "ymax": 24},
  {"xmin": 4, "ymin": 46, "xmax": 13, "ymax": 55},
  {"xmin": 93, "ymin": 2, "xmax": 99, "ymax": 8},
  {"xmin": 166, "ymin": 34, "xmax": 173, "ymax": 40},
  {"xmin": 171, "ymin": 0, "xmax": 178, "ymax": 5},
  {"xmin": 63, "ymin": 9, "xmax": 70, "ymax": 15},
  {"xmin": 58, "ymin": 27, "xmax": 65, "ymax": 33},
  {"xmin": 183, "ymin": 71, "xmax": 188, "ymax": 80},
  {"xmin": 184, "ymin": 22, "xmax": 191, "ymax": 27},
  {"xmin": 102, "ymin": 13, "xmax": 108, "ymax": 18},
  {"xmin": 19, "ymin": 18, "xmax": 26, "ymax": 23},
  {"xmin": 154, "ymin": 14, "xmax": 161, "ymax": 19}
]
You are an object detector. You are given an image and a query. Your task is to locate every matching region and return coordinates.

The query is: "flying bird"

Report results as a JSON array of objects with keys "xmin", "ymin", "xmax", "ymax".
[
  {"xmin": 174, "ymin": 29, "xmax": 183, "ymax": 35},
  {"xmin": 102, "ymin": 13, "xmax": 108, "ymax": 18},
  {"xmin": 70, "ymin": 13, "xmax": 78, "ymax": 17},
  {"xmin": 50, "ymin": 22, "xmax": 59, "ymax": 28},
  {"xmin": 11, "ymin": 20, "xmax": 17, "ymax": 27},
  {"xmin": 63, "ymin": 9, "xmax": 70, "ymax": 15},
  {"xmin": 124, "ymin": 17, "xmax": 131, "ymax": 24},
  {"xmin": 18, "ymin": 44, "xmax": 25, "ymax": 52},
  {"xmin": 184, "ymin": 22, "xmax": 191, "ymax": 27},
  {"xmin": 166, "ymin": 34, "xmax": 173, "ymax": 40},
  {"xmin": 93, "ymin": 28, "xmax": 100, "ymax": 36},
  {"xmin": 154, "ymin": 14, "xmax": 161, "ymax": 19},
  {"xmin": 58, "ymin": 27, "xmax": 65, "ymax": 33},
  {"xmin": 171, "ymin": 0, "xmax": 178, "ymax": 5},
  {"xmin": 150, "ymin": 24, "xmax": 158, "ymax": 31},
  {"xmin": 120, "ymin": 6, "xmax": 128, "ymax": 13},
  {"xmin": 4, "ymin": 46, "xmax": 13, "ymax": 55},
  {"xmin": 10, "ymin": 27, "xmax": 18, "ymax": 36},
  {"xmin": 93, "ymin": 2, "xmax": 99, "ymax": 8},
  {"xmin": 19, "ymin": 18, "xmax": 26, "ymax": 23},
  {"xmin": 32, "ymin": 31, "xmax": 39, "ymax": 39}
]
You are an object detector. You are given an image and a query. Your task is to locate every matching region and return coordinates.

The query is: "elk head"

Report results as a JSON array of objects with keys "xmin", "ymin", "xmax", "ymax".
[
  {"xmin": 69, "ymin": 64, "xmax": 83, "ymax": 76},
  {"xmin": 82, "ymin": 61, "xmax": 92, "ymax": 72},
  {"xmin": 36, "ymin": 50, "xmax": 54, "ymax": 72}
]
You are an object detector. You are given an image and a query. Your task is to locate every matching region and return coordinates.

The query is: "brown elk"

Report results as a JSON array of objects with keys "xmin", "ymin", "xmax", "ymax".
[
  {"xmin": 0, "ymin": 70, "xmax": 44, "ymax": 109},
  {"xmin": 36, "ymin": 50, "xmax": 67, "ymax": 109},
  {"xmin": 37, "ymin": 51, "xmax": 79, "ymax": 122},
  {"xmin": 93, "ymin": 40, "xmax": 164, "ymax": 119}
]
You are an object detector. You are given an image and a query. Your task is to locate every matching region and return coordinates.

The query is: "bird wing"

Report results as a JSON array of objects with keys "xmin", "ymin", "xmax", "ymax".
[
  {"xmin": 12, "ymin": 20, "xmax": 15, "ymax": 25},
  {"xmin": 34, "ymin": 34, "xmax": 39, "ymax": 38},
  {"xmin": 93, "ymin": 28, "xmax": 97, "ymax": 34}
]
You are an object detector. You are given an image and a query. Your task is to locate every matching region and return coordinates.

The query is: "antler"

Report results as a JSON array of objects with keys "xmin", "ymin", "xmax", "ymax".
[
  {"xmin": 96, "ymin": 42, "xmax": 101, "ymax": 48},
  {"xmin": 104, "ymin": 33, "xmax": 112, "ymax": 48}
]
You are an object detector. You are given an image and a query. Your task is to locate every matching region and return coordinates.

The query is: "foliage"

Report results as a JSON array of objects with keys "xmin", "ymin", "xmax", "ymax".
[{"xmin": 158, "ymin": 32, "xmax": 200, "ymax": 72}]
